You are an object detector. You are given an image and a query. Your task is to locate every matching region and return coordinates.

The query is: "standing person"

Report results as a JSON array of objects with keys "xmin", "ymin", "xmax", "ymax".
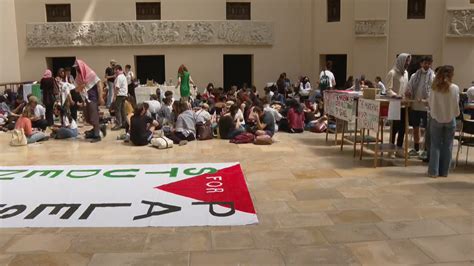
[
  {"xmin": 125, "ymin": 64, "xmax": 136, "ymax": 104},
  {"xmin": 406, "ymin": 56, "xmax": 434, "ymax": 157},
  {"xmin": 73, "ymin": 59, "xmax": 107, "ymax": 142},
  {"xmin": 64, "ymin": 67, "xmax": 75, "ymax": 84},
  {"xmin": 319, "ymin": 61, "xmax": 336, "ymax": 92},
  {"xmin": 40, "ymin": 69, "xmax": 56, "ymax": 126},
  {"xmin": 175, "ymin": 65, "xmax": 195, "ymax": 102},
  {"xmin": 105, "ymin": 59, "xmax": 117, "ymax": 108},
  {"xmin": 375, "ymin": 76, "xmax": 387, "ymax": 95},
  {"xmin": 112, "ymin": 65, "xmax": 128, "ymax": 131},
  {"xmin": 428, "ymin": 65, "xmax": 459, "ymax": 178},
  {"xmin": 386, "ymin": 53, "xmax": 411, "ymax": 157}
]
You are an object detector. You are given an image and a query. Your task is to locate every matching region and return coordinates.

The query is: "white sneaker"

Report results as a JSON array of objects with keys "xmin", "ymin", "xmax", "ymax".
[{"xmin": 408, "ymin": 149, "xmax": 419, "ymax": 157}]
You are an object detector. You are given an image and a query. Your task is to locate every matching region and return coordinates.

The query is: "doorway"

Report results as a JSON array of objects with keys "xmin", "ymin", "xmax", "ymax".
[
  {"xmin": 46, "ymin": 57, "xmax": 76, "ymax": 77},
  {"xmin": 320, "ymin": 54, "xmax": 347, "ymax": 89},
  {"xmin": 223, "ymin": 55, "xmax": 253, "ymax": 90},
  {"xmin": 135, "ymin": 55, "xmax": 165, "ymax": 85}
]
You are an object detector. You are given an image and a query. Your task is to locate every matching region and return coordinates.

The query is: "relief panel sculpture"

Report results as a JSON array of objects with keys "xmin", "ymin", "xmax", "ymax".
[
  {"xmin": 447, "ymin": 10, "xmax": 474, "ymax": 37},
  {"xmin": 355, "ymin": 20, "xmax": 386, "ymax": 37},
  {"xmin": 26, "ymin": 20, "xmax": 274, "ymax": 48}
]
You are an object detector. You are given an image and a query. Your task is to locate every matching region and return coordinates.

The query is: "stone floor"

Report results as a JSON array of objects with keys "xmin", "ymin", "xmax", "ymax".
[{"xmin": 0, "ymin": 127, "xmax": 473, "ymax": 265}]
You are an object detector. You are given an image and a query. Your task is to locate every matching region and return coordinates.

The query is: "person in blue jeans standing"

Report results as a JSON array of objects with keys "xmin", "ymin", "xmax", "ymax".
[{"xmin": 427, "ymin": 65, "xmax": 460, "ymax": 178}]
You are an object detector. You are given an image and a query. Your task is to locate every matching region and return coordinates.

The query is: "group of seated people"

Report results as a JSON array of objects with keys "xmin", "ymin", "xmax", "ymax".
[
  {"xmin": 118, "ymin": 82, "xmax": 324, "ymax": 147},
  {"xmin": 1, "ymin": 77, "xmax": 325, "ymax": 147}
]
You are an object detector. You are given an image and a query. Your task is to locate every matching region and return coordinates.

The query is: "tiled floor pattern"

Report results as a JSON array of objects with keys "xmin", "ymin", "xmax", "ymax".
[{"xmin": 0, "ymin": 128, "xmax": 473, "ymax": 265}]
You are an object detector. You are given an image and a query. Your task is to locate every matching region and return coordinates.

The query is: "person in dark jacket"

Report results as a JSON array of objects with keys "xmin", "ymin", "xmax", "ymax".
[{"xmin": 40, "ymin": 69, "xmax": 56, "ymax": 126}]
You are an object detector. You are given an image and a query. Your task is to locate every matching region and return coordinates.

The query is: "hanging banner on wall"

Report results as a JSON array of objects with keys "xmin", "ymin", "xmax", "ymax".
[{"xmin": 0, "ymin": 163, "xmax": 258, "ymax": 228}]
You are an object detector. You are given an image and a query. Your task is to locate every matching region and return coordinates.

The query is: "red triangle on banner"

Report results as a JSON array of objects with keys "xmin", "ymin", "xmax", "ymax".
[{"xmin": 155, "ymin": 164, "xmax": 256, "ymax": 214}]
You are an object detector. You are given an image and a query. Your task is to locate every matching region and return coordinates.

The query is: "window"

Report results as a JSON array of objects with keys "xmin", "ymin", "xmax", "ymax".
[
  {"xmin": 327, "ymin": 0, "xmax": 341, "ymax": 22},
  {"xmin": 226, "ymin": 2, "xmax": 251, "ymax": 20},
  {"xmin": 136, "ymin": 2, "xmax": 161, "ymax": 20},
  {"xmin": 407, "ymin": 0, "xmax": 426, "ymax": 19},
  {"xmin": 45, "ymin": 4, "xmax": 71, "ymax": 22}
]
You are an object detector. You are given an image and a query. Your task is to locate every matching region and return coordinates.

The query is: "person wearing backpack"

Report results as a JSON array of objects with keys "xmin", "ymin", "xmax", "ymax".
[{"xmin": 319, "ymin": 61, "xmax": 336, "ymax": 92}]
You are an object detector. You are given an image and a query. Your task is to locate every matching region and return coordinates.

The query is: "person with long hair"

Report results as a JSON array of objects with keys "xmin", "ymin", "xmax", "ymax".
[
  {"xmin": 287, "ymin": 99, "xmax": 305, "ymax": 133},
  {"xmin": 50, "ymin": 104, "xmax": 78, "ymax": 139},
  {"xmin": 175, "ymin": 64, "xmax": 195, "ymax": 102},
  {"xmin": 73, "ymin": 59, "xmax": 107, "ymax": 142},
  {"xmin": 40, "ymin": 69, "xmax": 56, "ymax": 126},
  {"xmin": 427, "ymin": 65, "xmax": 460, "ymax": 178}
]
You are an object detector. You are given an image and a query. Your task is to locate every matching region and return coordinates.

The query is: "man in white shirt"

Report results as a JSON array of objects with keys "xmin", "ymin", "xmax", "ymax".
[
  {"xmin": 386, "ymin": 53, "xmax": 411, "ymax": 157},
  {"xmin": 125, "ymin": 64, "xmax": 136, "ymax": 104},
  {"xmin": 319, "ymin": 61, "xmax": 336, "ymax": 90},
  {"xmin": 112, "ymin": 65, "xmax": 128, "ymax": 131}
]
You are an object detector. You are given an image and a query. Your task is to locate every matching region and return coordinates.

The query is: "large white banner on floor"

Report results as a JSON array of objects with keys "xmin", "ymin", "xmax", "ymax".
[{"xmin": 0, "ymin": 163, "xmax": 258, "ymax": 228}]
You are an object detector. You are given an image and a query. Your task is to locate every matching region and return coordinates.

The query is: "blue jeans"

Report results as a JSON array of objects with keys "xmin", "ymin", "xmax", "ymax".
[
  {"xmin": 56, "ymin": 128, "xmax": 78, "ymax": 139},
  {"xmin": 429, "ymin": 118, "xmax": 456, "ymax": 177},
  {"xmin": 27, "ymin": 132, "xmax": 47, "ymax": 144},
  {"xmin": 107, "ymin": 81, "xmax": 114, "ymax": 108}
]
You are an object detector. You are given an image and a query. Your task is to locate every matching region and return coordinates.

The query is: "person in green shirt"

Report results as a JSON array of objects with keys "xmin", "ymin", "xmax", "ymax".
[{"xmin": 176, "ymin": 64, "xmax": 196, "ymax": 102}]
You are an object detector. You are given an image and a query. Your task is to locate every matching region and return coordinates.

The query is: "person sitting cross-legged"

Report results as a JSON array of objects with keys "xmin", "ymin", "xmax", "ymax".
[
  {"xmin": 15, "ymin": 108, "xmax": 48, "ymax": 144},
  {"xmin": 129, "ymin": 103, "xmax": 159, "ymax": 146},
  {"xmin": 166, "ymin": 100, "xmax": 196, "ymax": 145},
  {"xmin": 253, "ymin": 106, "xmax": 276, "ymax": 138}
]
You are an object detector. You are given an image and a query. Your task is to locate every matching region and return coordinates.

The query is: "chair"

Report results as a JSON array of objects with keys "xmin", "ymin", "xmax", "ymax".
[{"xmin": 455, "ymin": 113, "xmax": 474, "ymax": 166}]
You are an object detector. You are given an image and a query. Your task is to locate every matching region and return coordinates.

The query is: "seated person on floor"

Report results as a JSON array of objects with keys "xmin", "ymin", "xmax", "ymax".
[
  {"xmin": 164, "ymin": 90, "xmax": 175, "ymax": 104},
  {"xmin": 145, "ymin": 94, "xmax": 161, "ymax": 119},
  {"xmin": 195, "ymin": 103, "xmax": 212, "ymax": 124},
  {"xmin": 27, "ymin": 96, "xmax": 48, "ymax": 131},
  {"xmin": 253, "ymin": 106, "xmax": 276, "ymax": 138},
  {"xmin": 157, "ymin": 97, "xmax": 173, "ymax": 127},
  {"xmin": 166, "ymin": 100, "xmax": 196, "ymax": 145},
  {"xmin": 129, "ymin": 103, "xmax": 159, "ymax": 146},
  {"xmin": 51, "ymin": 104, "xmax": 78, "ymax": 139},
  {"xmin": 15, "ymin": 108, "xmax": 48, "ymax": 144},
  {"xmin": 263, "ymin": 100, "xmax": 282, "ymax": 132},
  {"xmin": 287, "ymin": 99, "xmax": 305, "ymax": 133}
]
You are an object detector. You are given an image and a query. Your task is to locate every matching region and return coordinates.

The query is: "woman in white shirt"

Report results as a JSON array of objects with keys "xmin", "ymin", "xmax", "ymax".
[
  {"xmin": 299, "ymin": 76, "xmax": 311, "ymax": 98},
  {"xmin": 428, "ymin": 65, "xmax": 460, "ymax": 178},
  {"xmin": 51, "ymin": 104, "xmax": 78, "ymax": 139}
]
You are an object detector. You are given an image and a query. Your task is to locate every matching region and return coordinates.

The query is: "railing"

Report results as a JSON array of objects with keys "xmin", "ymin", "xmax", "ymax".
[{"xmin": 0, "ymin": 82, "xmax": 35, "ymax": 95}]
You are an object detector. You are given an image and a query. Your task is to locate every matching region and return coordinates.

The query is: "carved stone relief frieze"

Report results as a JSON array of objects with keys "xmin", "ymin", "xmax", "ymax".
[
  {"xmin": 447, "ymin": 9, "xmax": 474, "ymax": 37},
  {"xmin": 355, "ymin": 20, "xmax": 386, "ymax": 37},
  {"xmin": 26, "ymin": 20, "xmax": 274, "ymax": 48}
]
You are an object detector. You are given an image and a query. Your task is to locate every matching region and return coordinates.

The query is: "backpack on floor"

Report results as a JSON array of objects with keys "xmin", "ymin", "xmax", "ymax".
[
  {"xmin": 254, "ymin": 135, "xmax": 273, "ymax": 145},
  {"xmin": 10, "ymin": 128, "xmax": 27, "ymax": 146},
  {"xmin": 196, "ymin": 121, "xmax": 213, "ymax": 140},
  {"xmin": 230, "ymin": 132, "xmax": 255, "ymax": 144},
  {"xmin": 151, "ymin": 136, "xmax": 174, "ymax": 149}
]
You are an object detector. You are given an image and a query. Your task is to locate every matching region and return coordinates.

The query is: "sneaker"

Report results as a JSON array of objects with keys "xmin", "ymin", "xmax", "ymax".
[
  {"xmin": 100, "ymin": 124, "xmax": 107, "ymax": 137},
  {"xmin": 408, "ymin": 149, "xmax": 419, "ymax": 157},
  {"xmin": 179, "ymin": 140, "xmax": 188, "ymax": 146},
  {"xmin": 427, "ymin": 172, "xmax": 438, "ymax": 178},
  {"xmin": 111, "ymin": 126, "xmax": 122, "ymax": 131}
]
